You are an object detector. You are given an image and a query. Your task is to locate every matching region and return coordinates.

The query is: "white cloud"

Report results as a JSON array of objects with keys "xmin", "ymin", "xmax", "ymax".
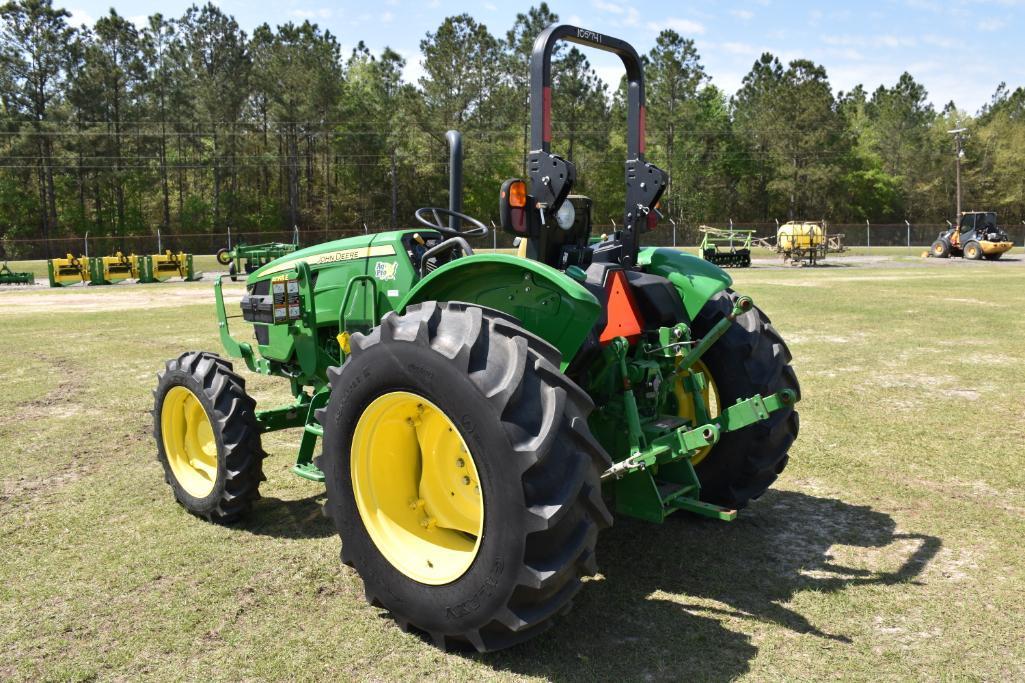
[
  {"xmin": 720, "ymin": 41, "xmax": 759, "ymax": 57},
  {"xmin": 921, "ymin": 33, "xmax": 956, "ymax": 49},
  {"xmin": 381, "ymin": 11, "xmax": 394, "ymax": 23},
  {"xmin": 397, "ymin": 49, "xmax": 425, "ymax": 86},
  {"xmin": 822, "ymin": 34, "xmax": 917, "ymax": 49},
  {"xmin": 595, "ymin": 65, "xmax": 625, "ymax": 89},
  {"xmin": 67, "ymin": 7, "xmax": 94, "ymax": 27},
  {"xmin": 647, "ymin": 18, "xmax": 706, "ymax": 35},
  {"xmin": 730, "ymin": 9, "xmax": 754, "ymax": 20},
  {"xmin": 977, "ymin": 18, "xmax": 1006, "ymax": 30},
  {"xmin": 592, "ymin": 0, "xmax": 624, "ymax": 14},
  {"xmin": 484, "ymin": 2, "xmax": 497, "ymax": 10},
  {"xmin": 290, "ymin": 8, "xmax": 332, "ymax": 20}
]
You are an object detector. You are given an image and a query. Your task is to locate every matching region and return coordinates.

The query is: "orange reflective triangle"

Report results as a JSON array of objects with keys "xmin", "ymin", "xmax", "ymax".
[{"xmin": 599, "ymin": 270, "xmax": 644, "ymax": 344}]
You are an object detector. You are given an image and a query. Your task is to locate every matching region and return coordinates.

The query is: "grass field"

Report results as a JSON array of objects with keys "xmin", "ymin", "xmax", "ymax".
[{"xmin": 2, "ymin": 255, "xmax": 1024, "ymax": 681}]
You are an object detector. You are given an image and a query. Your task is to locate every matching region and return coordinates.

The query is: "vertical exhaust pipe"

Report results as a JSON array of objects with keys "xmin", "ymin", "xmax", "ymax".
[{"xmin": 446, "ymin": 130, "xmax": 462, "ymax": 232}]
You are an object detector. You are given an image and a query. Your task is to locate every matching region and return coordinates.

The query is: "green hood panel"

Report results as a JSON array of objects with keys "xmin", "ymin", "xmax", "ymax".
[
  {"xmin": 247, "ymin": 234, "xmax": 381, "ymax": 282},
  {"xmin": 638, "ymin": 247, "xmax": 733, "ymax": 319}
]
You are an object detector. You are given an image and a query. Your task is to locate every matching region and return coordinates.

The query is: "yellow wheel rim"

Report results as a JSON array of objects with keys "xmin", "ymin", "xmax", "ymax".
[
  {"xmin": 351, "ymin": 392, "xmax": 484, "ymax": 585},
  {"xmin": 161, "ymin": 386, "xmax": 218, "ymax": 498},
  {"xmin": 673, "ymin": 360, "xmax": 721, "ymax": 466}
]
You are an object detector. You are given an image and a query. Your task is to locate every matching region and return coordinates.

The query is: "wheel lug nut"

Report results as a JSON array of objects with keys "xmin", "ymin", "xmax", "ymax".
[
  {"xmin": 462, "ymin": 476, "xmax": 471, "ymax": 485},
  {"xmin": 456, "ymin": 458, "xmax": 465, "ymax": 468}
]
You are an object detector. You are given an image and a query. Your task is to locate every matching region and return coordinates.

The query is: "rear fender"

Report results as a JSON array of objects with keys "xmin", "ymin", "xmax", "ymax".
[
  {"xmin": 398, "ymin": 254, "xmax": 601, "ymax": 367},
  {"xmin": 638, "ymin": 247, "xmax": 733, "ymax": 320}
]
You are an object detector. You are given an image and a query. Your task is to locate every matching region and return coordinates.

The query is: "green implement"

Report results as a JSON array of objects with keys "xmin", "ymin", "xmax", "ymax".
[
  {"xmin": 698, "ymin": 225, "xmax": 755, "ymax": 268},
  {"xmin": 0, "ymin": 262, "xmax": 33, "ymax": 285},
  {"xmin": 216, "ymin": 241, "xmax": 297, "ymax": 281}
]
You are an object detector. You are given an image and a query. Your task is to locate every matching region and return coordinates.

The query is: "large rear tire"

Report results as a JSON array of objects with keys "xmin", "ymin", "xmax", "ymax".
[
  {"xmin": 153, "ymin": 352, "xmax": 266, "ymax": 523},
  {"xmin": 318, "ymin": 302, "xmax": 612, "ymax": 652},
  {"xmin": 688, "ymin": 290, "xmax": 800, "ymax": 509}
]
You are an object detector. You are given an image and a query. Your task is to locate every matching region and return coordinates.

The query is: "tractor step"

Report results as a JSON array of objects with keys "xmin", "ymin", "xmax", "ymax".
[
  {"xmin": 667, "ymin": 494, "xmax": 737, "ymax": 521},
  {"xmin": 291, "ymin": 462, "xmax": 325, "ymax": 482}
]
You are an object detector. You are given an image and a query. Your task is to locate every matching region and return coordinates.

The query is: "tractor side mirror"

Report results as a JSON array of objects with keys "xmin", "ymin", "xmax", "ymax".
[{"xmin": 500, "ymin": 178, "xmax": 531, "ymax": 236}]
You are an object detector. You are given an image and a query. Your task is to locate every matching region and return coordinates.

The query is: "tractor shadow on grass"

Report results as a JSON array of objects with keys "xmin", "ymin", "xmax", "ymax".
[
  {"xmin": 241, "ymin": 492, "xmax": 334, "ymax": 539},
  {"xmin": 484, "ymin": 489, "xmax": 941, "ymax": 682}
]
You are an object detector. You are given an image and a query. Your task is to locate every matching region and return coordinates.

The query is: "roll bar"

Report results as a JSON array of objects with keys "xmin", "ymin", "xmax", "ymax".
[
  {"xmin": 530, "ymin": 25, "xmax": 646, "ymax": 159},
  {"xmin": 526, "ymin": 25, "xmax": 667, "ymax": 268}
]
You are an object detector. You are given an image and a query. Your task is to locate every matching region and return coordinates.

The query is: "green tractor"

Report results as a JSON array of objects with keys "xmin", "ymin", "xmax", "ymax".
[{"xmin": 153, "ymin": 25, "xmax": 800, "ymax": 652}]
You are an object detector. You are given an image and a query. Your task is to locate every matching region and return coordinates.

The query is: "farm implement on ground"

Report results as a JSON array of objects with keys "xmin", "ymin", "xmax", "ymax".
[
  {"xmin": 47, "ymin": 254, "xmax": 88, "ymax": 286},
  {"xmin": 698, "ymin": 225, "xmax": 754, "ymax": 267},
  {"xmin": 152, "ymin": 25, "xmax": 800, "ymax": 652},
  {"xmin": 216, "ymin": 241, "xmax": 298, "ymax": 281},
  {"xmin": 0, "ymin": 262, "xmax": 34, "ymax": 285},
  {"xmin": 136, "ymin": 251, "xmax": 198, "ymax": 283},
  {"xmin": 45, "ymin": 250, "xmax": 198, "ymax": 286}
]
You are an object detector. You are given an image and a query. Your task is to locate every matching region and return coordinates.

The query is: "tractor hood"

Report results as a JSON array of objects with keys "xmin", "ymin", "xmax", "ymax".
[{"xmin": 246, "ymin": 234, "xmax": 382, "ymax": 284}]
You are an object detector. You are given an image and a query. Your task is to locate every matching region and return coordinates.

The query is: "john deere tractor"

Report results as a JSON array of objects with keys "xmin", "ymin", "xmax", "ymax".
[
  {"xmin": 931, "ymin": 211, "xmax": 1014, "ymax": 260},
  {"xmin": 153, "ymin": 25, "xmax": 799, "ymax": 652}
]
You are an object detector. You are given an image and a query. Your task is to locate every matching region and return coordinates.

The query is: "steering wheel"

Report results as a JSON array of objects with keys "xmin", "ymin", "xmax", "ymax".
[{"xmin": 414, "ymin": 207, "xmax": 489, "ymax": 239}]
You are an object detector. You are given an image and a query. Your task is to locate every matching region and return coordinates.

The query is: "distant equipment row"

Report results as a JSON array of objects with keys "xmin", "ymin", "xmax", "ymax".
[{"xmin": 46, "ymin": 251, "xmax": 199, "ymax": 287}]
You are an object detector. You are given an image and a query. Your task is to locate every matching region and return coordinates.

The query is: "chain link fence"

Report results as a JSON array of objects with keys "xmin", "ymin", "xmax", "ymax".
[{"xmin": 3, "ymin": 220, "xmax": 1024, "ymax": 261}]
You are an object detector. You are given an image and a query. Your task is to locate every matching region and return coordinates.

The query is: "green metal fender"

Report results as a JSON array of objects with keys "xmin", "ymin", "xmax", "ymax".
[
  {"xmin": 398, "ymin": 254, "xmax": 601, "ymax": 367},
  {"xmin": 638, "ymin": 247, "xmax": 733, "ymax": 320}
]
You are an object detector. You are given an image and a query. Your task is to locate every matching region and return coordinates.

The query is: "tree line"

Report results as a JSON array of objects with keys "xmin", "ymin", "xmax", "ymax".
[{"xmin": 2, "ymin": 0, "xmax": 1024, "ymax": 251}]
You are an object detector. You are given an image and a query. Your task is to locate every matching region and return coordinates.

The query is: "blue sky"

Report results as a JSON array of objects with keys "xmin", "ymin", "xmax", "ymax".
[{"xmin": 65, "ymin": 0, "xmax": 1025, "ymax": 111}]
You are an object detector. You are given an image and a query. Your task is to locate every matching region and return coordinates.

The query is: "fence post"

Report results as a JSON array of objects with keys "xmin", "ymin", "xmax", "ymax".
[
  {"xmin": 84, "ymin": 231, "xmax": 89, "ymax": 258},
  {"xmin": 293, "ymin": 225, "xmax": 299, "ymax": 246},
  {"xmin": 669, "ymin": 218, "xmax": 677, "ymax": 247},
  {"xmin": 866, "ymin": 220, "xmax": 871, "ymax": 250},
  {"xmin": 905, "ymin": 220, "xmax": 910, "ymax": 247},
  {"xmin": 491, "ymin": 221, "xmax": 497, "ymax": 251},
  {"xmin": 157, "ymin": 229, "xmax": 162, "ymax": 253},
  {"xmin": 227, "ymin": 226, "xmax": 232, "ymax": 250}
]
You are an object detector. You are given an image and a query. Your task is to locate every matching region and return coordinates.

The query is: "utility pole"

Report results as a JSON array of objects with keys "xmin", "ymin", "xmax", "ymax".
[{"xmin": 948, "ymin": 127, "xmax": 967, "ymax": 218}]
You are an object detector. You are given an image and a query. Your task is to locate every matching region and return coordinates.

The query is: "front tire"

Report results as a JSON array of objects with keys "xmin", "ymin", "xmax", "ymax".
[
  {"xmin": 153, "ymin": 352, "xmax": 265, "ymax": 523},
  {"xmin": 964, "ymin": 241, "xmax": 982, "ymax": 260},
  {"xmin": 318, "ymin": 302, "xmax": 612, "ymax": 652},
  {"xmin": 688, "ymin": 291, "xmax": 800, "ymax": 510},
  {"xmin": 931, "ymin": 239, "xmax": 950, "ymax": 258},
  {"xmin": 215, "ymin": 248, "xmax": 232, "ymax": 266}
]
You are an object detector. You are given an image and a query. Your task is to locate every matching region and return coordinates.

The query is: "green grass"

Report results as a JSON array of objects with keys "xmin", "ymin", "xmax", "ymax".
[{"xmin": 2, "ymin": 258, "xmax": 1024, "ymax": 681}]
